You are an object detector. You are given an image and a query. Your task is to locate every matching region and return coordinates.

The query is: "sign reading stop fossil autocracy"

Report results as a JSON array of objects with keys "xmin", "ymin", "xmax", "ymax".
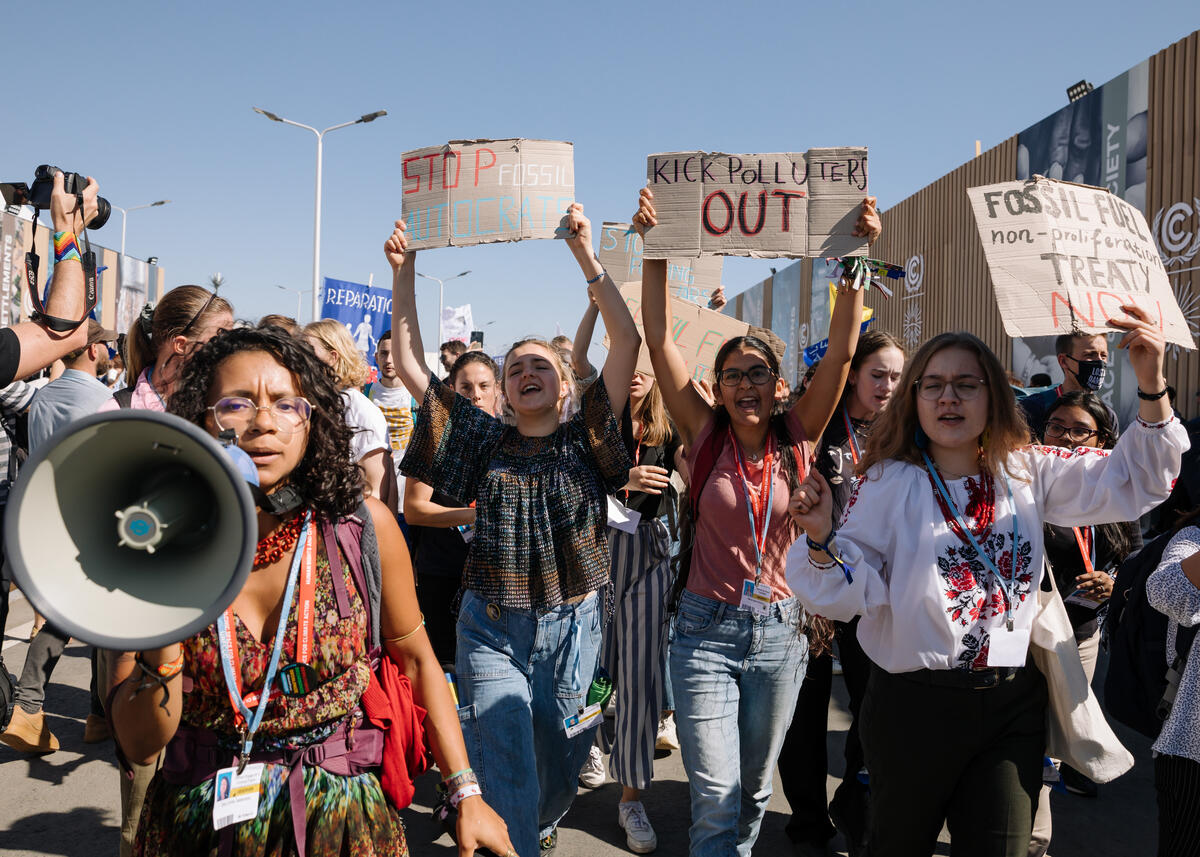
[
  {"xmin": 641, "ymin": 148, "xmax": 870, "ymax": 260},
  {"xmin": 967, "ymin": 177, "xmax": 1194, "ymax": 349},
  {"xmin": 401, "ymin": 138, "xmax": 575, "ymax": 250},
  {"xmin": 597, "ymin": 222, "xmax": 723, "ymax": 305}
]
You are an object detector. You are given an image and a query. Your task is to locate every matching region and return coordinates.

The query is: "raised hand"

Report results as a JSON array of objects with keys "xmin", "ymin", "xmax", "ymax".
[
  {"xmin": 50, "ymin": 171, "xmax": 99, "ymax": 235},
  {"xmin": 384, "ymin": 219, "xmax": 410, "ymax": 273},
  {"xmin": 852, "ymin": 196, "xmax": 881, "ymax": 245},
  {"xmin": 1108, "ymin": 303, "xmax": 1166, "ymax": 392},
  {"xmin": 633, "ymin": 188, "xmax": 657, "ymax": 237},
  {"xmin": 563, "ymin": 202, "xmax": 593, "ymax": 256}
]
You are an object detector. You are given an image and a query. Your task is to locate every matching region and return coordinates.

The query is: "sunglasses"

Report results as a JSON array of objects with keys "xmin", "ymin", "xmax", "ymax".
[{"xmin": 180, "ymin": 288, "xmax": 220, "ymax": 338}]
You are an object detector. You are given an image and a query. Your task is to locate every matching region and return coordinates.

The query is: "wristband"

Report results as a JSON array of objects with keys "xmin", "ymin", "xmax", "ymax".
[
  {"xmin": 53, "ymin": 231, "xmax": 81, "ymax": 264},
  {"xmin": 443, "ymin": 768, "xmax": 478, "ymax": 794},
  {"xmin": 805, "ymin": 532, "xmax": 855, "ymax": 584},
  {"xmin": 449, "ymin": 782, "xmax": 482, "ymax": 807},
  {"xmin": 586, "ymin": 271, "xmax": 605, "ymax": 285},
  {"xmin": 1136, "ymin": 385, "xmax": 1169, "ymax": 401}
]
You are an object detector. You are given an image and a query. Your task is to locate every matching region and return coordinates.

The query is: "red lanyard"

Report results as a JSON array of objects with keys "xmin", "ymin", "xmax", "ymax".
[
  {"xmin": 1071, "ymin": 525, "xmax": 1095, "ymax": 575},
  {"xmin": 842, "ymin": 408, "xmax": 861, "ymax": 466},
  {"xmin": 728, "ymin": 427, "xmax": 776, "ymax": 571},
  {"xmin": 220, "ymin": 525, "xmax": 317, "ymax": 726}
]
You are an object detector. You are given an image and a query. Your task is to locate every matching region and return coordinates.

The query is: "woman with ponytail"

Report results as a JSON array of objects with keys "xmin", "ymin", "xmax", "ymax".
[
  {"xmin": 634, "ymin": 187, "xmax": 880, "ymax": 856},
  {"xmin": 100, "ymin": 284, "xmax": 233, "ymax": 413}
]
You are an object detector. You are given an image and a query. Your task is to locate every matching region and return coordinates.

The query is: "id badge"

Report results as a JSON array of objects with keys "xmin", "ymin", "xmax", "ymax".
[
  {"xmin": 212, "ymin": 763, "xmax": 264, "ymax": 830},
  {"xmin": 987, "ymin": 626, "xmax": 1032, "ymax": 667},
  {"xmin": 606, "ymin": 496, "xmax": 642, "ymax": 534},
  {"xmin": 563, "ymin": 703, "xmax": 603, "ymax": 738},
  {"xmin": 1064, "ymin": 587, "xmax": 1107, "ymax": 610},
  {"xmin": 740, "ymin": 580, "xmax": 771, "ymax": 617}
]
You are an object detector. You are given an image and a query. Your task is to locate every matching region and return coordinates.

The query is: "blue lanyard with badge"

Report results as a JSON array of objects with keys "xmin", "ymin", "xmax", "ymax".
[
  {"xmin": 731, "ymin": 427, "xmax": 776, "ymax": 617},
  {"xmin": 922, "ymin": 453, "xmax": 1030, "ymax": 667}
]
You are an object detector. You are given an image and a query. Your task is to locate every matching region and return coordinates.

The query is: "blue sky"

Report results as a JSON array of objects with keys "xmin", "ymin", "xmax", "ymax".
[{"xmin": 4, "ymin": 1, "xmax": 1197, "ymax": 359}]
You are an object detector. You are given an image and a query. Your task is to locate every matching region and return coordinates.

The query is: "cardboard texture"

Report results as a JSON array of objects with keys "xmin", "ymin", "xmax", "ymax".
[
  {"xmin": 616, "ymin": 282, "xmax": 750, "ymax": 381},
  {"xmin": 401, "ymin": 139, "xmax": 575, "ymax": 251},
  {"xmin": 642, "ymin": 148, "xmax": 869, "ymax": 260},
  {"xmin": 967, "ymin": 177, "xmax": 1194, "ymax": 349},
  {"xmin": 598, "ymin": 222, "xmax": 723, "ymax": 304}
]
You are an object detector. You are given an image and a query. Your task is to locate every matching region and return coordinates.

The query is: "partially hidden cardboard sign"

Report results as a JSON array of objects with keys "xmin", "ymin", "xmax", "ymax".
[
  {"xmin": 616, "ymin": 282, "xmax": 751, "ymax": 381},
  {"xmin": 598, "ymin": 222, "xmax": 723, "ymax": 305},
  {"xmin": 642, "ymin": 148, "xmax": 869, "ymax": 260},
  {"xmin": 967, "ymin": 177, "xmax": 1194, "ymax": 349},
  {"xmin": 401, "ymin": 139, "xmax": 574, "ymax": 250}
]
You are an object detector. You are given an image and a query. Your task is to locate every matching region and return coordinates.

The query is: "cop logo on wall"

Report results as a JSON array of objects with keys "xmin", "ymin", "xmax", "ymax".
[
  {"xmin": 902, "ymin": 253, "xmax": 925, "ymax": 349},
  {"xmin": 1154, "ymin": 198, "xmax": 1200, "ymax": 357}
]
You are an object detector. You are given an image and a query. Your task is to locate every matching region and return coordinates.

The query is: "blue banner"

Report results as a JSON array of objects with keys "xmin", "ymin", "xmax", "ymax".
[{"xmin": 321, "ymin": 277, "xmax": 393, "ymax": 370}]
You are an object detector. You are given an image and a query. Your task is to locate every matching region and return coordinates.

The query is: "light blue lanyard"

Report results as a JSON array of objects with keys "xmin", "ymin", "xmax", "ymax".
[
  {"xmin": 730, "ymin": 431, "xmax": 776, "ymax": 581},
  {"xmin": 921, "ymin": 454, "xmax": 1020, "ymax": 632},
  {"xmin": 216, "ymin": 512, "xmax": 311, "ymax": 759}
]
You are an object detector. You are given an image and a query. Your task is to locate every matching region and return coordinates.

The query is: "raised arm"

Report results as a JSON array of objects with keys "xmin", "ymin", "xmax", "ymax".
[
  {"xmin": 563, "ymin": 203, "xmax": 639, "ymax": 415},
  {"xmin": 635, "ymin": 189, "xmax": 712, "ymax": 447},
  {"xmin": 8, "ymin": 172, "xmax": 99, "ymax": 382},
  {"xmin": 571, "ymin": 297, "xmax": 600, "ymax": 382},
  {"xmin": 791, "ymin": 196, "xmax": 880, "ymax": 441},
  {"xmin": 385, "ymin": 221, "xmax": 433, "ymax": 396},
  {"xmin": 403, "ymin": 477, "xmax": 476, "ymax": 528}
]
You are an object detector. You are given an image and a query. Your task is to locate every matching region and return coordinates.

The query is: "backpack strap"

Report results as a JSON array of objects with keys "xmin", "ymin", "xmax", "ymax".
[
  {"xmin": 320, "ymin": 516, "xmax": 354, "ymax": 620},
  {"xmin": 113, "ymin": 386, "xmax": 136, "ymax": 409},
  {"xmin": 332, "ymin": 501, "xmax": 383, "ymax": 653},
  {"xmin": 689, "ymin": 427, "xmax": 727, "ymax": 521}
]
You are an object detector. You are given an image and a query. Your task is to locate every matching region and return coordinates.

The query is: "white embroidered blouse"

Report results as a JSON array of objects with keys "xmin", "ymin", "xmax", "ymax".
[{"xmin": 786, "ymin": 417, "xmax": 1188, "ymax": 673}]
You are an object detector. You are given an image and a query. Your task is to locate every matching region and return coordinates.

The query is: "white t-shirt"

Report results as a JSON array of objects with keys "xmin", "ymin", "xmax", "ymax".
[{"xmin": 341, "ymin": 388, "xmax": 388, "ymax": 463}]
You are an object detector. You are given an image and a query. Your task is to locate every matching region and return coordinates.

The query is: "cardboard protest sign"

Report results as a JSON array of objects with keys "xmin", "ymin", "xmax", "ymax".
[
  {"xmin": 642, "ymin": 148, "xmax": 869, "ymax": 260},
  {"xmin": 967, "ymin": 177, "xmax": 1194, "ymax": 349},
  {"xmin": 615, "ymin": 282, "xmax": 750, "ymax": 381},
  {"xmin": 401, "ymin": 139, "xmax": 574, "ymax": 250},
  {"xmin": 598, "ymin": 222, "xmax": 724, "ymax": 304}
]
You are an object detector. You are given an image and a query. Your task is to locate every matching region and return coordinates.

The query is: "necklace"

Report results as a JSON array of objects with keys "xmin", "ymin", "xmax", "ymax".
[{"xmin": 254, "ymin": 513, "xmax": 304, "ymax": 568}]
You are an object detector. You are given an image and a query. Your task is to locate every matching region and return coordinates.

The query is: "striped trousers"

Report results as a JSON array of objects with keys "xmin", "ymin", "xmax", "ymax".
[
  {"xmin": 1157, "ymin": 753, "xmax": 1200, "ymax": 857},
  {"xmin": 598, "ymin": 516, "xmax": 673, "ymax": 790}
]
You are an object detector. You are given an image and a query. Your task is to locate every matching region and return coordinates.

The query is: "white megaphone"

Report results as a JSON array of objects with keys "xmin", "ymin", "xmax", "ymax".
[{"xmin": 4, "ymin": 411, "xmax": 258, "ymax": 650}]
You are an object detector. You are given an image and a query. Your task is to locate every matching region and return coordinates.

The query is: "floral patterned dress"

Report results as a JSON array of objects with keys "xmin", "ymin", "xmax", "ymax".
[{"xmin": 134, "ymin": 531, "xmax": 408, "ymax": 857}]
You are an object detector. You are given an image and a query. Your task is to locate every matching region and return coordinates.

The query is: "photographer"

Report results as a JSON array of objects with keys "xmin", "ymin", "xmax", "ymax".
[{"xmin": 0, "ymin": 170, "xmax": 100, "ymax": 384}]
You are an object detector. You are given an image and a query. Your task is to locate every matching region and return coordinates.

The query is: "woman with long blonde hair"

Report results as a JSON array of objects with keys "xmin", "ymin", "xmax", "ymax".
[{"xmin": 303, "ymin": 319, "xmax": 389, "ymax": 503}]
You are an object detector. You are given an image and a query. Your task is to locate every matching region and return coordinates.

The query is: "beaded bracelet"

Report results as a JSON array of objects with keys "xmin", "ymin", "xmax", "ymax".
[
  {"xmin": 449, "ymin": 782, "xmax": 482, "ymax": 807},
  {"xmin": 53, "ymin": 231, "xmax": 81, "ymax": 264},
  {"xmin": 585, "ymin": 271, "xmax": 605, "ymax": 285},
  {"xmin": 130, "ymin": 651, "xmax": 185, "ymax": 712}
]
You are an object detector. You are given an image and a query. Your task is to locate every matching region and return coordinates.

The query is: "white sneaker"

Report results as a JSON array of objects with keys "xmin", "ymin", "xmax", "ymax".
[
  {"xmin": 618, "ymin": 800, "xmax": 658, "ymax": 853},
  {"xmin": 655, "ymin": 712, "xmax": 680, "ymax": 751},
  {"xmin": 579, "ymin": 744, "xmax": 606, "ymax": 788}
]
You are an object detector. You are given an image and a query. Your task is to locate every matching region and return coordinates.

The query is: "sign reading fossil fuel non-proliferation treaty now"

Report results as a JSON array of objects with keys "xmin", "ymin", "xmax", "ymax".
[{"xmin": 967, "ymin": 176, "xmax": 1194, "ymax": 349}]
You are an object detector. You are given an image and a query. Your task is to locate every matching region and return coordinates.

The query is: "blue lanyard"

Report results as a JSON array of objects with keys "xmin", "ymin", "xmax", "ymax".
[
  {"xmin": 921, "ymin": 454, "xmax": 1021, "ymax": 632},
  {"xmin": 216, "ymin": 511, "xmax": 312, "ymax": 759}
]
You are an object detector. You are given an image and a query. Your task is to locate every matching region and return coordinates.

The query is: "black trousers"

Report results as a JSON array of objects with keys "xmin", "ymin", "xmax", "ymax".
[
  {"xmin": 859, "ymin": 664, "xmax": 1047, "ymax": 857},
  {"xmin": 1156, "ymin": 753, "xmax": 1200, "ymax": 857},
  {"xmin": 415, "ymin": 573, "xmax": 461, "ymax": 670},
  {"xmin": 779, "ymin": 617, "xmax": 871, "ymax": 844}
]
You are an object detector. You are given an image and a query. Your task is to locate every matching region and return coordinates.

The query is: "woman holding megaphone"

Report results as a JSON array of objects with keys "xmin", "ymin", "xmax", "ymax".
[{"xmin": 108, "ymin": 326, "xmax": 514, "ymax": 857}]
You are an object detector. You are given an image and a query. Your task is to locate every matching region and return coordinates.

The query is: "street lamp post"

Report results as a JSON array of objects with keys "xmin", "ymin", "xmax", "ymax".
[
  {"xmin": 416, "ymin": 270, "xmax": 471, "ymax": 348},
  {"xmin": 275, "ymin": 284, "xmax": 313, "ymax": 322},
  {"xmin": 113, "ymin": 200, "xmax": 171, "ymax": 257},
  {"xmin": 253, "ymin": 107, "xmax": 387, "ymax": 321}
]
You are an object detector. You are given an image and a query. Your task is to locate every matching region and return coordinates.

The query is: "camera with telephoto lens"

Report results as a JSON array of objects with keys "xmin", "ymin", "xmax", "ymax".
[{"xmin": 0, "ymin": 165, "xmax": 110, "ymax": 229}]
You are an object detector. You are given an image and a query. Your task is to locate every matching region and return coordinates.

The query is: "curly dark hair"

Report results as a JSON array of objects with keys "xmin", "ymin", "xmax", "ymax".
[{"xmin": 167, "ymin": 326, "xmax": 361, "ymax": 519}]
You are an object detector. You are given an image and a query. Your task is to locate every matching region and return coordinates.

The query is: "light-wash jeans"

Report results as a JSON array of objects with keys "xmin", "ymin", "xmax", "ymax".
[
  {"xmin": 670, "ymin": 590, "xmax": 809, "ymax": 857},
  {"xmin": 455, "ymin": 588, "xmax": 603, "ymax": 857}
]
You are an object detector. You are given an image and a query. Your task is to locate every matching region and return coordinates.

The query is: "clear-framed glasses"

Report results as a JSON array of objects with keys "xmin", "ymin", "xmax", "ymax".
[
  {"xmin": 208, "ymin": 396, "xmax": 312, "ymax": 436},
  {"xmin": 717, "ymin": 366, "xmax": 776, "ymax": 387},
  {"xmin": 1044, "ymin": 420, "xmax": 1100, "ymax": 445},
  {"xmin": 914, "ymin": 376, "xmax": 987, "ymax": 401}
]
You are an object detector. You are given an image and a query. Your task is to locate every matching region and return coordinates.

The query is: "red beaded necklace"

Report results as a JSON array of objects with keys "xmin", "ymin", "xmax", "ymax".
[
  {"xmin": 926, "ymin": 467, "xmax": 995, "ymax": 545},
  {"xmin": 253, "ymin": 513, "xmax": 304, "ymax": 569}
]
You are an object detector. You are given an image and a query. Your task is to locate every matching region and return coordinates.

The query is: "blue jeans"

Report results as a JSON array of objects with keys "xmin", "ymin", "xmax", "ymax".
[
  {"xmin": 455, "ymin": 588, "xmax": 603, "ymax": 857},
  {"xmin": 670, "ymin": 590, "xmax": 809, "ymax": 857}
]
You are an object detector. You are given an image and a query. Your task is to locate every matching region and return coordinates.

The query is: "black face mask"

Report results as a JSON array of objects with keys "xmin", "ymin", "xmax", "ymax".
[{"xmin": 1067, "ymin": 357, "xmax": 1106, "ymax": 392}]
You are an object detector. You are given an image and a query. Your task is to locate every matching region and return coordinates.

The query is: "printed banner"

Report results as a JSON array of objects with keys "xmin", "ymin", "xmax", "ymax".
[
  {"xmin": 401, "ymin": 138, "xmax": 575, "ymax": 250},
  {"xmin": 967, "ymin": 177, "xmax": 1194, "ymax": 349},
  {"xmin": 642, "ymin": 148, "xmax": 869, "ymax": 260},
  {"xmin": 616, "ymin": 282, "xmax": 750, "ymax": 381},
  {"xmin": 321, "ymin": 276, "xmax": 393, "ymax": 369},
  {"xmin": 0, "ymin": 211, "xmax": 29, "ymax": 327},
  {"xmin": 597, "ymin": 222, "xmax": 723, "ymax": 304}
]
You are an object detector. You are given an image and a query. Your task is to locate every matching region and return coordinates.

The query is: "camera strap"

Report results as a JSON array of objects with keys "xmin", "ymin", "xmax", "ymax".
[{"xmin": 24, "ymin": 202, "xmax": 97, "ymax": 333}]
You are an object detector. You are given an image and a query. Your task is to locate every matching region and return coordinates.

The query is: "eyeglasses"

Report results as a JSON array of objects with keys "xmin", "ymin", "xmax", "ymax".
[
  {"xmin": 208, "ymin": 396, "xmax": 312, "ymax": 436},
  {"xmin": 180, "ymin": 288, "xmax": 219, "ymax": 338},
  {"xmin": 717, "ymin": 366, "xmax": 776, "ymax": 387},
  {"xmin": 914, "ymin": 376, "xmax": 987, "ymax": 401},
  {"xmin": 1044, "ymin": 420, "xmax": 1100, "ymax": 444}
]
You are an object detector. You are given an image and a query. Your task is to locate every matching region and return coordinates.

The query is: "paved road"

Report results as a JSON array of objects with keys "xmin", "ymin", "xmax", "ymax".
[{"xmin": 0, "ymin": 588, "xmax": 1160, "ymax": 856}]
